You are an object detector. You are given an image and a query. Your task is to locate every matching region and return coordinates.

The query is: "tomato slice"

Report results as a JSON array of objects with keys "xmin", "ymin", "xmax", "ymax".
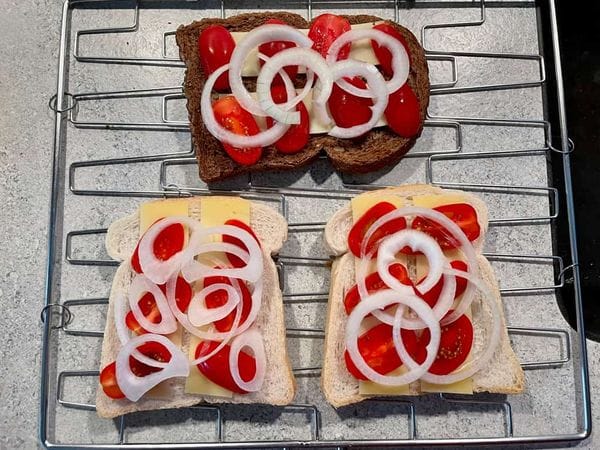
[
  {"xmin": 411, "ymin": 203, "xmax": 480, "ymax": 250},
  {"xmin": 125, "ymin": 276, "xmax": 192, "ymax": 334},
  {"xmin": 419, "ymin": 312, "xmax": 473, "ymax": 375},
  {"xmin": 258, "ymin": 18, "xmax": 298, "ymax": 85},
  {"xmin": 328, "ymin": 77, "xmax": 373, "ymax": 131},
  {"xmin": 343, "ymin": 263, "xmax": 412, "ymax": 315},
  {"xmin": 198, "ymin": 25, "xmax": 236, "ymax": 92},
  {"xmin": 195, "ymin": 341, "xmax": 256, "ymax": 394},
  {"xmin": 416, "ymin": 260, "xmax": 468, "ymax": 308},
  {"xmin": 348, "ymin": 202, "xmax": 407, "ymax": 257},
  {"xmin": 204, "ymin": 272, "xmax": 252, "ymax": 332},
  {"xmin": 371, "ymin": 23, "xmax": 411, "ymax": 76},
  {"xmin": 384, "ymin": 83, "xmax": 421, "ymax": 138},
  {"xmin": 131, "ymin": 220, "xmax": 185, "ymax": 274},
  {"xmin": 265, "ymin": 85, "xmax": 310, "ymax": 154},
  {"xmin": 223, "ymin": 219, "xmax": 261, "ymax": 268},
  {"xmin": 308, "ymin": 13, "xmax": 351, "ymax": 59},
  {"xmin": 344, "ymin": 323, "xmax": 421, "ymax": 380},
  {"xmin": 212, "ymin": 96, "xmax": 263, "ymax": 166},
  {"xmin": 100, "ymin": 341, "xmax": 173, "ymax": 399}
]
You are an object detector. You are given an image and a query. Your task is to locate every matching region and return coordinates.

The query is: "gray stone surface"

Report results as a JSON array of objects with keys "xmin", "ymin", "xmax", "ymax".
[{"xmin": 0, "ymin": 0, "xmax": 598, "ymax": 449}]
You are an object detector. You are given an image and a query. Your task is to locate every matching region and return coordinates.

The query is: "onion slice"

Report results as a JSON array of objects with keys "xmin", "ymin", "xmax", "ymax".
[
  {"xmin": 129, "ymin": 273, "xmax": 178, "ymax": 335},
  {"xmin": 229, "ymin": 24, "xmax": 313, "ymax": 117},
  {"xmin": 115, "ymin": 334, "xmax": 189, "ymax": 402},
  {"xmin": 229, "ymin": 328, "xmax": 266, "ymax": 392},
  {"xmin": 345, "ymin": 289, "xmax": 440, "ymax": 385},
  {"xmin": 327, "ymin": 28, "xmax": 409, "ymax": 98},
  {"xmin": 188, "ymin": 283, "xmax": 241, "ymax": 327}
]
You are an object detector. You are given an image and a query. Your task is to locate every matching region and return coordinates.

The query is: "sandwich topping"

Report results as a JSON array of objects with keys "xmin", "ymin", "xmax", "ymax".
[
  {"xmin": 344, "ymin": 202, "xmax": 502, "ymax": 386},
  {"xmin": 100, "ymin": 216, "xmax": 266, "ymax": 401},
  {"xmin": 198, "ymin": 14, "xmax": 421, "ymax": 165}
]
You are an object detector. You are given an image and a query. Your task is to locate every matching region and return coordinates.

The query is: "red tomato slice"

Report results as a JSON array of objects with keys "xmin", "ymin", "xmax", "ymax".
[
  {"xmin": 131, "ymin": 221, "xmax": 185, "ymax": 274},
  {"xmin": 258, "ymin": 18, "xmax": 298, "ymax": 85},
  {"xmin": 195, "ymin": 341, "xmax": 256, "ymax": 394},
  {"xmin": 125, "ymin": 276, "xmax": 192, "ymax": 335},
  {"xmin": 371, "ymin": 22, "xmax": 412, "ymax": 76},
  {"xmin": 265, "ymin": 85, "xmax": 310, "ymax": 154},
  {"xmin": 308, "ymin": 13, "xmax": 351, "ymax": 59},
  {"xmin": 100, "ymin": 341, "xmax": 172, "ymax": 399},
  {"xmin": 343, "ymin": 263, "xmax": 412, "ymax": 315},
  {"xmin": 223, "ymin": 219, "xmax": 261, "ymax": 268},
  {"xmin": 411, "ymin": 203, "xmax": 481, "ymax": 250},
  {"xmin": 212, "ymin": 96, "xmax": 263, "ymax": 166},
  {"xmin": 204, "ymin": 272, "xmax": 252, "ymax": 332},
  {"xmin": 416, "ymin": 260, "xmax": 468, "ymax": 307},
  {"xmin": 419, "ymin": 312, "xmax": 473, "ymax": 375},
  {"xmin": 328, "ymin": 77, "xmax": 373, "ymax": 130},
  {"xmin": 384, "ymin": 83, "xmax": 421, "ymax": 138},
  {"xmin": 348, "ymin": 202, "xmax": 407, "ymax": 257},
  {"xmin": 198, "ymin": 25, "xmax": 236, "ymax": 92},
  {"xmin": 344, "ymin": 323, "xmax": 421, "ymax": 380}
]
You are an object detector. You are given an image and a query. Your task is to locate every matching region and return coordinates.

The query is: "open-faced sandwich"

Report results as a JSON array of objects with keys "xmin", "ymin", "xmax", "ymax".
[
  {"xmin": 321, "ymin": 184, "xmax": 525, "ymax": 407},
  {"xmin": 96, "ymin": 196, "xmax": 295, "ymax": 418},
  {"xmin": 176, "ymin": 12, "xmax": 430, "ymax": 182}
]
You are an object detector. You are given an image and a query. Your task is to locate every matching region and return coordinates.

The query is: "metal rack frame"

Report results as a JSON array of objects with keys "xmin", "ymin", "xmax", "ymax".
[{"xmin": 40, "ymin": 0, "xmax": 591, "ymax": 448}]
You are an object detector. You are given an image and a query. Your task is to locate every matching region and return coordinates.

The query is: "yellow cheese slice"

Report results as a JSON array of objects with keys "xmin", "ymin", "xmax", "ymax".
[
  {"xmin": 411, "ymin": 193, "xmax": 468, "ymax": 210},
  {"xmin": 231, "ymin": 21, "xmax": 383, "ymax": 77},
  {"xmin": 139, "ymin": 198, "xmax": 190, "ymax": 235},
  {"xmin": 359, "ymin": 365, "xmax": 411, "ymax": 396},
  {"xmin": 184, "ymin": 335, "xmax": 234, "ymax": 398}
]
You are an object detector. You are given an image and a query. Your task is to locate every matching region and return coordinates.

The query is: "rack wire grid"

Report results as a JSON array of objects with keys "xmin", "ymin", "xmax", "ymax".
[{"xmin": 39, "ymin": 0, "xmax": 591, "ymax": 448}]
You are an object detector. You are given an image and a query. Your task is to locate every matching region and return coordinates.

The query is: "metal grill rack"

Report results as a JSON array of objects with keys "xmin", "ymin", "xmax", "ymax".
[{"xmin": 40, "ymin": 0, "xmax": 590, "ymax": 448}]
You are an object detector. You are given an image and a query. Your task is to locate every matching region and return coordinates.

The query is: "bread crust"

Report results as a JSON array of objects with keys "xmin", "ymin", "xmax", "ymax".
[{"xmin": 175, "ymin": 12, "xmax": 430, "ymax": 183}]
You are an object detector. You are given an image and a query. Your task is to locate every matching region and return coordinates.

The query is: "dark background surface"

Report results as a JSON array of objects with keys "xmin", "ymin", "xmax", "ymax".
[{"xmin": 553, "ymin": 1, "xmax": 600, "ymax": 340}]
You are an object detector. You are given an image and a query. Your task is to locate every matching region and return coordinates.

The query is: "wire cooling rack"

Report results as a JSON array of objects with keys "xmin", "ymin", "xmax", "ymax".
[{"xmin": 40, "ymin": 0, "xmax": 590, "ymax": 448}]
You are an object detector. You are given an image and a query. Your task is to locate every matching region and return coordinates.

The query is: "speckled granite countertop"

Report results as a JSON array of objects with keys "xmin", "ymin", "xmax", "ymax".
[{"xmin": 0, "ymin": 1, "xmax": 598, "ymax": 449}]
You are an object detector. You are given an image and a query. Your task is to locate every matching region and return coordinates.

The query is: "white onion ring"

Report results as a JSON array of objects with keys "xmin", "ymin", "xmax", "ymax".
[
  {"xmin": 326, "ymin": 59, "xmax": 388, "ymax": 138},
  {"xmin": 114, "ymin": 292, "xmax": 132, "ymax": 345},
  {"xmin": 257, "ymin": 47, "xmax": 333, "ymax": 125},
  {"xmin": 129, "ymin": 274, "xmax": 178, "ymax": 335},
  {"xmin": 115, "ymin": 334, "xmax": 189, "ymax": 402},
  {"xmin": 201, "ymin": 64, "xmax": 291, "ymax": 148},
  {"xmin": 188, "ymin": 283, "xmax": 241, "ymax": 327},
  {"xmin": 229, "ymin": 24, "xmax": 313, "ymax": 116},
  {"xmin": 229, "ymin": 328, "xmax": 266, "ymax": 392},
  {"xmin": 401, "ymin": 268, "xmax": 502, "ymax": 384},
  {"xmin": 327, "ymin": 28, "xmax": 409, "ymax": 98},
  {"xmin": 345, "ymin": 289, "xmax": 440, "ymax": 385}
]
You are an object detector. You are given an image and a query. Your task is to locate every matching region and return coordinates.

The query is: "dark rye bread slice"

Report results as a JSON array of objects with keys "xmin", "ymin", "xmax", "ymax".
[{"xmin": 176, "ymin": 12, "xmax": 430, "ymax": 183}]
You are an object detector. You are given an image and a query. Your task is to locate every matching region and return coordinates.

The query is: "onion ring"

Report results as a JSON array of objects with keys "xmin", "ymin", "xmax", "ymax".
[
  {"xmin": 187, "ymin": 283, "xmax": 241, "ymax": 327},
  {"xmin": 129, "ymin": 274, "xmax": 178, "ymax": 335},
  {"xmin": 229, "ymin": 328, "xmax": 266, "ymax": 392}
]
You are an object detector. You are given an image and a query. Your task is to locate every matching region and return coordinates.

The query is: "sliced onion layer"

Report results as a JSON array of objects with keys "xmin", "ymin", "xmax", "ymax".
[
  {"xmin": 115, "ymin": 334, "xmax": 189, "ymax": 402},
  {"xmin": 188, "ymin": 283, "xmax": 241, "ymax": 327},
  {"xmin": 229, "ymin": 328, "xmax": 266, "ymax": 392},
  {"xmin": 129, "ymin": 273, "xmax": 178, "ymax": 335}
]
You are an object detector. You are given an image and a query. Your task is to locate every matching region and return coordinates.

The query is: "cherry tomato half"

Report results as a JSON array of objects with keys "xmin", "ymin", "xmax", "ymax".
[
  {"xmin": 419, "ymin": 312, "xmax": 473, "ymax": 375},
  {"xmin": 308, "ymin": 13, "xmax": 351, "ymax": 59},
  {"xmin": 223, "ymin": 219, "xmax": 261, "ymax": 268},
  {"xmin": 344, "ymin": 324, "xmax": 421, "ymax": 380},
  {"xmin": 265, "ymin": 85, "xmax": 310, "ymax": 154},
  {"xmin": 198, "ymin": 25, "xmax": 236, "ymax": 92},
  {"xmin": 348, "ymin": 201, "xmax": 407, "ymax": 257},
  {"xmin": 384, "ymin": 83, "xmax": 421, "ymax": 138},
  {"xmin": 258, "ymin": 18, "xmax": 298, "ymax": 85},
  {"xmin": 213, "ymin": 96, "xmax": 263, "ymax": 166},
  {"xmin": 371, "ymin": 22, "xmax": 411, "ymax": 76},
  {"xmin": 411, "ymin": 203, "xmax": 481, "ymax": 250},
  {"xmin": 204, "ymin": 271, "xmax": 252, "ymax": 332},
  {"xmin": 343, "ymin": 263, "xmax": 412, "ymax": 315},
  {"xmin": 416, "ymin": 260, "xmax": 468, "ymax": 308},
  {"xmin": 195, "ymin": 341, "xmax": 256, "ymax": 394},
  {"xmin": 131, "ymin": 220, "xmax": 185, "ymax": 274},
  {"xmin": 99, "ymin": 362, "xmax": 124, "ymax": 399},
  {"xmin": 328, "ymin": 77, "xmax": 373, "ymax": 130}
]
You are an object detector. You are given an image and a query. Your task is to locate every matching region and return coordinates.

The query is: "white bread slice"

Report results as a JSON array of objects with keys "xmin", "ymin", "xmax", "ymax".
[
  {"xmin": 96, "ymin": 198, "xmax": 295, "ymax": 418},
  {"xmin": 321, "ymin": 185, "xmax": 523, "ymax": 408},
  {"xmin": 324, "ymin": 184, "xmax": 489, "ymax": 256}
]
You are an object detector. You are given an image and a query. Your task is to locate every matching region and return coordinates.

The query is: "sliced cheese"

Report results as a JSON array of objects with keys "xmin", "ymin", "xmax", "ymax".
[
  {"xmin": 351, "ymin": 191, "xmax": 405, "ymax": 222},
  {"xmin": 231, "ymin": 21, "xmax": 383, "ymax": 77},
  {"xmin": 359, "ymin": 365, "xmax": 411, "ymax": 396},
  {"xmin": 139, "ymin": 198, "xmax": 190, "ymax": 235},
  {"xmin": 185, "ymin": 335, "xmax": 233, "ymax": 398},
  {"xmin": 411, "ymin": 193, "xmax": 468, "ymax": 210}
]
